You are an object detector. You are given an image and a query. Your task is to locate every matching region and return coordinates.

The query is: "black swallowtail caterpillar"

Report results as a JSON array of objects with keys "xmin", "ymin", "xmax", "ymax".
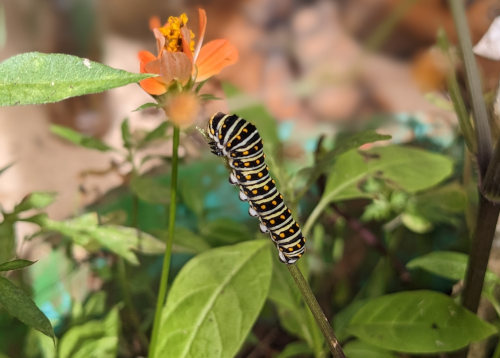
[{"xmin": 207, "ymin": 112, "xmax": 306, "ymax": 264}]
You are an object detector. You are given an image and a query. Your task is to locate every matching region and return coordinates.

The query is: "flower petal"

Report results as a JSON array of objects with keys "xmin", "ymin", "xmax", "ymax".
[
  {"xmin": 195, "ymin": 39, "xmax": 239, "ymax": 81},
  {"xmin": 159, "ymin": 50, "xmax": 193, "ymax": 85},
  {"xmin": 193, "ymin": 8, "xmax": 207, "ymax": 62},
  {"xmin": 153, "ymin": 28, "xmax": 166, "ymax": 56},
  {"xmin": 139, "ymin": 77, "xmax": 167, "ymax": 95},
  {"xmin": 149, "ymin": 16, "xmax": 161, "ymax": 30},
  {"xmin": 180, "ymin": 26, "xmax": 194, "ymax": 62},
  {"xmin": 138, "ymin": 50, "xmax": 157, "ymax": 72}
]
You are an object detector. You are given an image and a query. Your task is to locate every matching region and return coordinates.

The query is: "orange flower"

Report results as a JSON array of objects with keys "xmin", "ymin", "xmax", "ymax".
[{"xmin": 138, "ymin": 9, "xmax": 238, "ymax": 95}]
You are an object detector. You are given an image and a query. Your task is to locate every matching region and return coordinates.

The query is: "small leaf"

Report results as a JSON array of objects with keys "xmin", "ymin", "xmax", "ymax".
[
  {"xmin": 14, "ymin": 192, "xmax": 57, "ymax": 213},
  {"xmin": 120, "ymin": 118, "xmax": 132, "ymax": 149},
  {"xmin": 406, "ymin": 251, "xmax": 500, "ymax": 285},
  {"xmin": 0, "ymin": 276, "xmax": 54, "ymax": 339},
  {"xmin": 0, "ymin": 162, "xmax": 14, "ymax": 176},
  {"xmin": 155, "ymin": 240, "xmax": 272, "ymax": 358},
  {"xmin": 274, "ymin": 342, "xmax": 313, "ymax": 358},
  {"xmin": 51, "ymin": 125, "xmax": 113, "ymax": 152},
  {"xmin": 133, "ymin": 102, "xmax": 160, "ymax": 112},
  {"xmin": 130, "ymin": 175, "xmax": 170, "ymax": 204},
  {"xmin": 343, "ymin": 340, "xmax": 395, "ymax": 358},
  {"xmin": 0, "ymin": 52, "xmax": 154, "ymax": 106},
  {"xmin": 140, "ymin": 121, "xmax": 169, "ymax": 146},
  {"xmin": 199, "ymin": 93, "xmax": 222, "ymax": 101},
  {"xmin": 347, "ymin": 290, "xmax": 497, "ymax": 353},
  {"xmin": 0, "ymin": 259, "xmax": 35, "ymax": 272},
  {"xmin": 200, "ymin": 219, "xmax": 254, "ymax": 246},
  {"xmin": 401, "ymin": 213, "xmax": 433, "ymax": 233}
]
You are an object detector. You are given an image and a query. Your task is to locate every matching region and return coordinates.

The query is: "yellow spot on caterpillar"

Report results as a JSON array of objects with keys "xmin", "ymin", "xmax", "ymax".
[
  {"xmin": 280, "ymin": 215, "xmax": 285, "ymax": 220},
  {"xmin": 243, "ymin": 151, "xmax": 249, "ymax": 155},
  {"xmin": 236, "ymin": 135, "xmax": 241, "ymax": 140},
  {"xmin": 288, "ymin": 247, "xmax": 293, "ymax": 252},
  {"xmin": 270, "ymin": 219, "xmax": 275, "ymax": 225},
  {"xmin": 211, "ymin": 128, "xmax": 214, "ymax": 134},
  {"xmin": 256, "ymin": 160, "xmax": 260, "ymax": 164},
  {"xmin": 303, "ymin": 238, "xmax": 307, "ymax": 242},
  {"xmin": 237, "ymin": 175, "xmax": 241, "ymax": 179},
  {"xmin": 246, "ymin": 175, "xmax": 251, "ymax": 180},
  {"xmin": 298, "ymin": 253, "xmax": 302, "ymax": 257},
  {"xmin": 289, "ymin": 229, "xmax": 294, "ymax": 233},
  {"xmin": 261, "ymin": 204, "xmax": 266, "ymax": 210},
  {"xmin": 272, "ymin": 200, "xmax": 277, "ymax": 205},
  {"xmin": 223, "ymin": 124, "xmax": 227, "ymax": 128},
  {"xmin": 243, "ymin": 128, "xmax": 248, "ymax": 133},
  {"xmin": 254, "ymin": 146, "xmax": 259, "ymax": 150},
  {"xmin": 264, "ymin": 185, "xmax": 269, "ymax": 191},
  {"xmin": 280, "ymin": 233, "xmax": 285, "ymax": 238},
  {"xmin": 272, "ymin": 179, "xmax": 276, "ymax": 184},
  {"xmin": 288, "ymin": 209, "xmax": 291, "ymax": 213},
  {"xmin": 279, "ymin": 247, "xmax": 283, "ymax": 251},
  {"xmin": 263, "ymin": 154, "xmax": 266, "ymax": 158},
  {"xmin": 244, "ymin": 162, "xmax": 250, "ymax": 167},
  {"xmin": 218, "ymin": 134, "xmax": 222, "ymax": 139},
  {"xmin": 280, "ymin": 194, "xmax": 283, "ymax": 199},
  {"xmin": 252, "ymin": 190, "xmax": 258, "ymax": 194},
  {"xmin": 231, "ymin": 153, "xmax": 236, "ymax": 157},
  {"xmin": 258, "ymin": 172, "xmax": 263, "ymax": 178}
]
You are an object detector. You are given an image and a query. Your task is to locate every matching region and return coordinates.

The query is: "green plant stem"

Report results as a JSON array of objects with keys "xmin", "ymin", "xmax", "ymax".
[
  {"xmin": 117, "ymin": 257, "xmax": 149, "ymax": 349},
  {"xmin": 448, "ymin": 0, "xmax": 492, "ymax": 177},
  {"xmin": 148, "ymin": 126, "xmax": 180, "ymax": 358},
  {"xmin": 287, "ymin": 264, "xmax": 345, "ymax": 358}
]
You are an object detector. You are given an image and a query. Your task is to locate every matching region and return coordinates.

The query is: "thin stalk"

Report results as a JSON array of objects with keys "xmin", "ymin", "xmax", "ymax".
[
  {"xmin": 448, "ymin": 0, "xmax": 492, "ymax": 177},
  {"xmin": 117, "ymin": 257, "xmax": 149, "ymax": 349},
  {"xmin": 148, "ymin": 126, "xmax": 180, "ymax": 358},
  {"xmin": 287, "ymin": 264, "xmax": 345, "ymax": 358}
]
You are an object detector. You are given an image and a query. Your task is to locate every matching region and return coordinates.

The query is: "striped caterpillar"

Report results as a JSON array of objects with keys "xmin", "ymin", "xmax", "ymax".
[{"xmin": 207, "ymin": 112, "xmax": 306, "ymax": 264}]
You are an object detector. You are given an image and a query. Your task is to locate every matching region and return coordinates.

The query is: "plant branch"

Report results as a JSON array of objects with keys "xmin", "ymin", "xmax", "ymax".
[
  {"xmin": 287, "ymin": 264, "xmax": 345, "ymax": 358},
  {"xmin": 448, "ymin": 0, "xmax": 492, "ymax": 177},
  {"xmin": 148, "ymin": 125, "xmax": 180, "ymax": 358}
]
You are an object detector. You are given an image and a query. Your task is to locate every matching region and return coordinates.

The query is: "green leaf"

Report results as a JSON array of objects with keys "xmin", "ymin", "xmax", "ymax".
[
  {"xmin": 406, "ymin": 251, "xmax": 500, "ymax": 285},
  {"xmin": 0, "ymin": 219, "xmax": 15, "ymax": 264},
  {"xmin": 40, "ymin": 213, "xmax": 165, "ymax": 265},
  {"xmin": 120, "ymin": 118, "xmax": 132, "ymax": 149},
  {"xmin": 347, "ymin": 290, "xmax": 497, "ymax": 353},
  {"xmin": 171, "ymin": 227, "xmax": 211, "ymax": 254},
  {"xmin": 0, "ymin": 52, "xmax": 153, "ymax": 106},
  {"xmin": 401, "ymin": 213, "xmax": 433, "ymax": 233},
  {"xmin": 155, "ymin": 240, "xmax": 272, "ymax": 358},
  {"xmin": 51, "ymin": 125, "xmax": 113, "ymax": 152},
  {"xmin": 130, "ymin": 175, "xmax": 170, "ymax": 204},
  {"xmin": 58, "ymin": 305, "xmax": 120, "ymax": 358},
  {"xmin": 0, "ymin": 276, "xmax": 54, "ymax": 339},
  {"xmin": 0, "ymin": 162, "xmax": 14, "ymax": 176},
  {"xmin": 14, "ymin": 192, "xmax": 57, "ymax": 213},
  {"xmin": 200, "ymin": 218, "xmax": 254, "ymax": 246},
  {"xmin": 325, "ymin": 146, "xmax": 454, "ymax": 202},
  {"xmin": 0, "ymin": 259, "xmax": 35, "ymax": 272},
  {"xmin": 133, "ymin": 102, "xmax": 160, "ymax": 112},
  {"xmin": 274, "ymin": 342, "xmax": 313, "ymax": 358},
  {"xmin": 140, "ymin": 121, "xmax": 169, "ymax": 146},
  {"xmin": 343, "ymin": 340, "xmax": 395, "ymax": 358}
]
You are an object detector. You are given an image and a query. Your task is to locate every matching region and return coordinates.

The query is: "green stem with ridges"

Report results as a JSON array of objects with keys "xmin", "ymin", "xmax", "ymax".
[
  {"xmin": 148, "ymin": 126, "xmax": 180, "ymax": 358},
  {"xmin": 287, "ymin": 264, "xmax": 345, "ymax": 358}
]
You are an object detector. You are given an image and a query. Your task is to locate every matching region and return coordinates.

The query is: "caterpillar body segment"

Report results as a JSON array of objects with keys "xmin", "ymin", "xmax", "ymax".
[{"xmin": 207, "ymin": 112, "xmax": 306, "ymax": 264}]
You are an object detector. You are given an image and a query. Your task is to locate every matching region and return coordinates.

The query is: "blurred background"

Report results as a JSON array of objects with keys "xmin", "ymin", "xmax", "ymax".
[
  {"xmin": 1, "ymin": 0, "xmax": 500, "ymax": 355},
  {"xmin": 1, "ymin": 0, "xmax": 499, "ymax": 218}
]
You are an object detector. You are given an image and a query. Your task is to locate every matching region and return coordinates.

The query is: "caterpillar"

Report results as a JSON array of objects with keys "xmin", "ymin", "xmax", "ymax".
[{"xmin": 207, "ymin": 112, "xmax": 306, "ymax": 264}]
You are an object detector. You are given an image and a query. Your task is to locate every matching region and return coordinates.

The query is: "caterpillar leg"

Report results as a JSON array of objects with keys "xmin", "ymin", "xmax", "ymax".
[
  {"xmin": 248, "ymin": 206, "xmax": 258, "ymax": 217},
  {"xmin": 229, "ymin": 172, "xmax": 238, "ymax": 185},
  {"xmin": 239, "ymin": 190, "xmax": 248, "ymax": 201},
  {"xmin": 259, "ymin": 222, "xmax": 268, "ymax": 233}
]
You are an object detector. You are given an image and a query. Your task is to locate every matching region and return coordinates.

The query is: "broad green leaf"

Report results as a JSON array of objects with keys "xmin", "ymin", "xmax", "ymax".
[
  {"xmin": 347, "ymin": 290, "xmax": 497, "ymax": 353},
  {"xmin": 40, "ymin": 213, "xmax": 165, "ymax": 265},
  {"xmin": 343, "ymin": 340, "xmax": 395, "ymax": 358},
  {"xmin": 130, "ymin": 175, "xmax": 170, "ymax": 204},
  {"xmin": 325, "ymin": 146, "xmax": 453, "ymax": 202},
  {"xmin": 275, "ymin": 342, "xmax": 313, "ymax": 358},
  {"xmin": 51, "ymin": 125, "xmax": 113, "ymax": 152},
  {"xmin": 223, "ymin": 83, "xmax": 279, "ymax": 154},
  {"xmin": 58, "ymin": 305, "xmax": 120, "ymax": 358},
  {"xmin": 14, "ymin": 192, "xmax": 57, "ymax": 213},
  {"xmin": 0, "ymin": 259, "xmax": 35, "ymax": 272},
  {"xmin": 406, "ymin": 251, "xmax": 500, "ymax": 285},
  {"xmin": 305, "ymin": 146, "xmax": 453, "ymax": 235},
  {"xmin": 0, "ymin": 219, "xmax": 15, "ymax": 264},
  {"xmin": 0, "ymin": 52, "xmax": 153, "ymax": 106},
  {"xmin": 155, "ymin": 240, "xmax": 272, "ymax": 358},
  {"xmin": 200, "ymin": 218, "xmax": 254, "ymax": 246},
  {"xmin": 0, "ymin": 276, "xmax": 54, "ymax": 339},
  {"xmin": 24, "ymin": 329, "xmax": 56, "ymax": 358},
  {"xmin": 171, "ymin": 227, "xmax": 211, "ymax": 254},
  {"xmin": 120, "ymin": 118, "xmax": 132, "ymax": 149}
]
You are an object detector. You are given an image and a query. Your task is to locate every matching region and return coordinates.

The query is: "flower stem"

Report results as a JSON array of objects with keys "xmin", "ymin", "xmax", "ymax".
[
  {"xmin": 287, "ymin": 264, "xmax": 345, "ymax": 358},
  {"xmin": 148, "ymin": 126, "xmax": 180, "ymax": 358}
]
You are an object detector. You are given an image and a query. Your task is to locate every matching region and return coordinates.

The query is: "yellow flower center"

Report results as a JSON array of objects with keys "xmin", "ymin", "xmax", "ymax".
[{"xmin": 159, "ymin": 13, "xmax": 195, "ymax": 53}]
